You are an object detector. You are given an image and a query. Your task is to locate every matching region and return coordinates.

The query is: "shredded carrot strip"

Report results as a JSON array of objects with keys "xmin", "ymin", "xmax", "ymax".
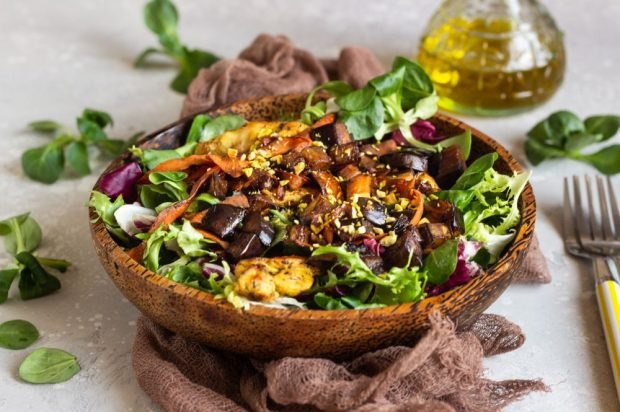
[
  {"xmin": 149, "ymin": 167, "xmax": 219, "ymax": 232},
  {"xmin": 188, "ymin": 209, "xmax": 208, "ymax": 225},
  {"xmin": 311, "ymin": 113, "xmax": 336, "ymax": 128},
  {"xmin": 194, "ymin": 228, "xmax": 229, "ymax": 249},
  {"xmin": 221, "ymin": 194, "xmax": 250, "ymax": 208},
  {"xmin": 151, "ymin": 155, "xmax": 213, "ymax": 173},
  {"xmin": 410, "ymin": 189, "xmax": 424, "ymax": 226},
  {"xmin": 126, "ymin": 243, "xmax": 145, "ymax": 262},
  {"xmin": 208, "ymin": 154, "xmax": 249, "ymax": 178},
  {"xmin": 263, "ymin": 134, "xmax": 313, "ymax": 157}
]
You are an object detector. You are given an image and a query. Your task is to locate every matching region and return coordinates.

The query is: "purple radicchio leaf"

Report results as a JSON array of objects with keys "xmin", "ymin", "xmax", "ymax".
[
  {"xmin": 363, "ymin": 238, "xmax": 385, "ymax": 256},
  {"xmin": 392, "ymin": 120, "xmax": 442, "ymax": 146},
  {"xmin": 426, "ymin": 239, "xmax": 482, "ymax": 296},
  {"xmin": 99, "ymin": 161, "xmax": 142, "ymax": 203}
]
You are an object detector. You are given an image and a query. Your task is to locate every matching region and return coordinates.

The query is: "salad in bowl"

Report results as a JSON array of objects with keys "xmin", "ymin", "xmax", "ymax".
[{"xmin": 90, "ymin": 57, "xmax": 530, "ymax": 311}]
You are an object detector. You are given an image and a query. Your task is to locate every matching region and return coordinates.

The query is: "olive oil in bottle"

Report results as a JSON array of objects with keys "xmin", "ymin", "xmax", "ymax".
[{"xmin": 417, "ymin": 1, "xmax": 565, "ymax": 116}]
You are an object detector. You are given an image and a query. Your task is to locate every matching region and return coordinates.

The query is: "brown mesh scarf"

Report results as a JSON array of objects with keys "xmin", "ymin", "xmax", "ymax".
[{"xmin": 135, "ymin": 34, "xmax": 551, "ymax": 412}]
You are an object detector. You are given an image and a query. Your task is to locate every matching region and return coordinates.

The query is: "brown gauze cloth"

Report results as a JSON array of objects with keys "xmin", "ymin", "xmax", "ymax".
[{"xmin": 135, "ymin": 34, "xmax": 551, "ymax": 412}]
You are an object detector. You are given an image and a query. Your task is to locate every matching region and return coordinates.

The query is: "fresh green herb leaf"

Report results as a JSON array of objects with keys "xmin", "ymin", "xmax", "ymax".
[
  {"xmin": 0, "ymin": 320, "xmax": 39, "ymax": 350},
  {"xmin": 0, "ymin": 214, "xmax": 42, "ymax": 256},
  {"xmin": 24, "ymin": 109, "xmax": 134, "ymax": 183},
  {"xmin": 66, "ymin": 141, "xmax": 91, "ymax": 176},
  {"xmin": 0, "ymin": 268, "xmax": 19, "ymax": 304},
  {"xmin": 451, "ymin": 153, "xmax": 498, "ymax": 190},
  {"xmin": 423, "ymin": 239, "xmax": 458, "ymax": 285},
  {"xmin": 81, "ymin": 109, "xmax": 114, "ymax": 128},
  {"xmin": 187, "ymin": 114, "xmax": 212, "ymax": 143},
  {"xmin": 16, "ymin": 252, "xmax": 62, "ymax": 301},
  {"xmin": 36, "ymin": 257, "xmax": 72, "ymax": 273},
  {"xmin": 580, "ymin": 145, "xmax": 620, "ymax": 175},
  {"xmin": 339, "ymin": 95, "xmax": 385, "ymax": 140},
  {"xmin": 527, "ymin": 110, "xmax": 584, "ymax": 146},
  {"xmin": 136, "ymin": 0, "xmax": 220, "ymax": 94},
  {"xmin": 437, "ymin": 129, "xmax": 472, "ymax": 160},
  {"xmin": 28, "ymin": 120, "xmax": 63, "ymax": 134},
  {"xmin": 336, "ymin": 86, "xmax": 377, "ymax": 112},
  {"xmin": 19, "ymin": 348, "xmax": 80, "ymax": 384},
  {"xmin": 392, "ymin": 56, "xmax": 435, "ymax": 106},
  {"xmin": 525, "ymin": 111, "xmax": 620, "ymax": 174},
  {"xmin": 21, "ymin": 144, "xmax": 65, "ymax": 184},
  {"xmin": 200, "ymin": 115, "xmax": 246, "ymax": 142},
  {"xmin": 584, "ymin": 115, "xmax": 620, "ymax": 141}
]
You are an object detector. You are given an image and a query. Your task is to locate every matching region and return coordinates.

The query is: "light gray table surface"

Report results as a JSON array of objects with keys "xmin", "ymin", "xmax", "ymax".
[{"xmin": 1, "ymin": 0, "xmax": 619, "ymax": 410}]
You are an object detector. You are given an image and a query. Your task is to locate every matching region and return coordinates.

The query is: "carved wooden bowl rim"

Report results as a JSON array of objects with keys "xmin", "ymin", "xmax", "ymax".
[{"xmin": 89, "ymin": 93, "xmax": 536, "ymax": 322}]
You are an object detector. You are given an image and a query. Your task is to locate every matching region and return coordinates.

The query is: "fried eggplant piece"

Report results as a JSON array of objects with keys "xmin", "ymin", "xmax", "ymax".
[{"xmin": 198, "ymin": 204, "xmax": 246, "ymax": 239}]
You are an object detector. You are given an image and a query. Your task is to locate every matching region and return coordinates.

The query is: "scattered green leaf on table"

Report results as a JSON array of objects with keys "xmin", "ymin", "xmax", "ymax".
[
  {"xmin": 16, "ymin": 252, "xmax": 61, "ymax": 301},
  {"xmin": 0, "ymin": 268, "xmax": 19, "ymax": 304},
  {"xmin": 19, "ymin": 348, "xmax": 80, "ymax": 384},
  {"xmin": 23, "ymin": 109, "xmax": 139, "ymax": 183},
  {"xmin": 136, "ymin": 0, "xmax": 220, "ymax": 94},
  {"xmin": 1, "ymin": 214, "xmax": 42, "ymax": 256},
  {"xmin": 0, "ymin": 320, "xmax": 39, "ymax": 350},
  {"xmin": 524, "ymin": 111, "xmax": 620, "ymax": 175}
]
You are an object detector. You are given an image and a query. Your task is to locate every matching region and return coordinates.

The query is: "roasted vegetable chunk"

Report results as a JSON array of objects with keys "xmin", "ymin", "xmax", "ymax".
[
  {"xmin": 312, "ymin": 122, "xmax": 352, "ymax": 146},
  {"xmin": 383, "ymin": 228, "xmax": 423, "ymax": 268},
  {"xmin": 199, "ymin": 204, "xmax": 246, "ymax": 239},
  {"xmin": 234, "ymin": 257, "xmax": 317, "ymax": 301},
  {"xmin": 430, "ymin": 145, "xmax": 466, "ymax": 188},
  {"xmin": 241, "ymin": 212, "xmax": 275, "ymax": 246},
  {"xmin": 380, "ymin": 149, "xmax": 429, "ymax": 172}
]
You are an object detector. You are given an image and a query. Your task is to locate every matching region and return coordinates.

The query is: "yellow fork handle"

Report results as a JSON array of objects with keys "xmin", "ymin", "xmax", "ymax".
[{"xmin": 596, "ymin": 278, "xmax": 620, "ymax": 401}]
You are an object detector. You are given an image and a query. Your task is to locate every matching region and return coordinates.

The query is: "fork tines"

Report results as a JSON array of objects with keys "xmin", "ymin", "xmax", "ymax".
[{"xmin": 564, "ymin": 175, "xmax": 620, "ymax": 255}]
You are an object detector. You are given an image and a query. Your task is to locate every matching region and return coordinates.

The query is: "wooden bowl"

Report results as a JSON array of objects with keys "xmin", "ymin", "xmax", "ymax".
[{"xmin": 89, "ymin": 93, "xmax": 536, "ymax": 360}]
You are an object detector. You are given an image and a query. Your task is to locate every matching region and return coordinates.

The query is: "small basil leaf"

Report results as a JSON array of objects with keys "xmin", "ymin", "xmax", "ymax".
[
  {"xmin": 187, "ymin": 114, "xmax": 212, "ymax": 143},
  {"xmin": 392, "ymin": 56, "xmax": 434, "ymax": 108},
  {"xmin": 313, "ymin": 292, "xmax": 349, "ymax": 310},
  {"xmin": 340, "ymin": 96, "xmax": 385, "ymax": 140},
  {"xmin": 319, "ymin": 80, "xmax": 354, "ymax": 98},
  {"xmin": 184, "ymin": 48, "xmax": 219, "ymax": 73},
  {"xmin": 134, "ymin": 47, "xmax": 166, "ymax": 68},
  {"xmin": 77, "ymin": 118, "xmax": 107, "ymax": 143},
  {"xmin": 423, "ymin": 239, "xmax": 459, "ymax": 285},
  {"xmin": 170, "ymin": 68, "xmax": 194, "ymax": 94},
  {"xmin": 0, "ymin": 268, "xmax": 19, "ymax": 304},
  {"xmin": 19, "ymin": 348, "xmax": 80, "ymax": 384},
  {"xmin": 81, "ymin": 109, "xmax": 113, "ymax": 128},
  {"xmin": 0, "ymin": 213, "xmax": 29, "ymax": 236},
  {"xmin": 66, "ymin": 141, "xmax": 91, "ymax": 176},
  {"xmin": 584, "ymin": 115, "xmax": 620, "ymax": 141},
  {"xmin": 437, "ymin": 190, "xmax": 475, "ymax": 211},
  {"xmin": 335, "ymin": 86, "xmax": 377, "ymax": 112},
  {"xmin": 0, "ymin": 320, "xmax": 39, "ymax": 350},
  {"xmin": 451, "ymin": 152, "xmax": 499, "ymax": 190},
  {"xmin": 201, "ymin": 115, "xmax": 246, "ymax": 142},
  {"xmin": 580, "ymin": 144, "xmax": 620, "ymax": 175},
  {"xmin": 437, "ymin": 129, "xmax": 472, "ymax": 160},
  {"xmin": 4, "ymin": 216, "xmax": 42, "ymax": 256},
  {"xmin": 16, "ymin": 252, "xmax": 61, "ymax": 301},
  {"xmin": 21, "ymin": 144, "xmax": 65, "ymax": 184},
  {"xmin": 28, "ymin": 120, "xmax": 63, "ymax": 134},
  {"xmin": 36, "ymin": 257, "xmax": 72, "ymax": 273},
  {"xmin": 96, "ymin": 139, "xmax": 127, "ymax": 156},
  {"xmin": 369, "ymin": 66, "xmax": 405, "ymax": 97},
  {"xmin": 144, "ymin": 0, "xmax": 178, "ymax": 38},
  {"xmin": 564, "ymin": 132, "xmax": 603, "ymax": 152},
  {"xmin": 472, "ymin": 248, "xmax": 492, "ymax": 267},
  {"xmin": 525, "ymin": 138, "xmax": 566, "ymax": 165},
  {"xmin": 527, "ymin": 110, "xmax": 584, "ymax": 146}
]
